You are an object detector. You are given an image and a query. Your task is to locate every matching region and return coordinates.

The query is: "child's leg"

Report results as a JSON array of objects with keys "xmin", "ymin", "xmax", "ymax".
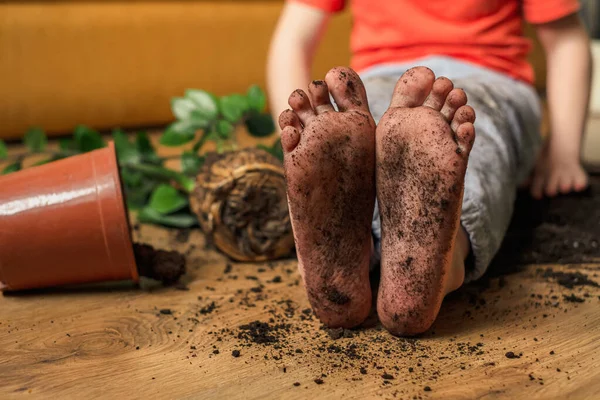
[{"xmin": 452, "ymin": 76, "xmax": 542, "ymax": 282}]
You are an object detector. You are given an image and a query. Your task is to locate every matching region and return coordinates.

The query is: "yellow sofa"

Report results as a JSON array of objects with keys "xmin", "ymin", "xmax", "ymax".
[{"xmin": 0, "ymin": 1, "xmax": 546, "ymax": 140}]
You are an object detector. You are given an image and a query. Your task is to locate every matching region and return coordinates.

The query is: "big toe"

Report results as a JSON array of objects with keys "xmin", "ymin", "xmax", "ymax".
[
  {"xmin": 324, "ymin": 67, "xmax": 370, "ymax": 112},
  {"xmin": 389, "ymin": 67, "xmax": 436, "ymax": 108}
]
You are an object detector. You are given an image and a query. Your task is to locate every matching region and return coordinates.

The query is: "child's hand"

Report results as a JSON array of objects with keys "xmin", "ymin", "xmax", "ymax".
[{"xmin": 530, "ymin": 141, "xmax": 588, "ymax": 199}]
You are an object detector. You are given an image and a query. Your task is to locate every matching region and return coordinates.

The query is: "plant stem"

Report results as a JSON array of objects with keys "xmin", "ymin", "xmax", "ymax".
[{"xmin": 123, "ymin": 162, "xmax": 196, "ymax": 194}]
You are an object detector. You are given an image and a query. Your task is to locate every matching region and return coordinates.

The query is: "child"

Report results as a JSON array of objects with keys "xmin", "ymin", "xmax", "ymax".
[{"xmin": 267, "ymin": 0, "xmax": 592, "ymax": 335}]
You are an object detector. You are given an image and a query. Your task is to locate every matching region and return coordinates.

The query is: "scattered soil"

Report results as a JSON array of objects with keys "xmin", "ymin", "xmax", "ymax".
[
  {"xmin": 200, "ymin": 302, "xmax": 217, "ymax": 315},
  {"xmin": 224, "ymin": 263, "xmax": 233, "ymax": 274},
  {"xmin": 493, "ymin": 174, "xmax": 600, "ymax": 267},
  {"xmin": 563, "ymin": 294, "xmax": 585, "ymax": 303},
  {"xmin": 540, "ymin": 268, "xmax": 599, "ymax": 289},
  {"xmin": 124, "ymin": 174, "xmax": 600, "ymax": 397},
  {"xmin": 236, "ymin": 321, "xmax": 292, "ymax": 345},
  {"xmin": 134, "ymin": 243, "xmax": 186, "ymax": 285},
  {"xmin": 326, "ymin": 327, "xmax": 355, "ymax": 340}
]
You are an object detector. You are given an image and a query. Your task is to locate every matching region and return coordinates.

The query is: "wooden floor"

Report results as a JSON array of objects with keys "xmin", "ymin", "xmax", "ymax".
[
  {"xmin": 1, "ymin": 222, "xmax": 599, "ymax": 400},
  {"xmin": 2, "ymin": 120, "xmax": 600, "ymax": 399}
]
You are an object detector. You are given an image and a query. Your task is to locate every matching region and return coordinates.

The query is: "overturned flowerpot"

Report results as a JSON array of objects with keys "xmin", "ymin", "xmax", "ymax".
[
  {"xmin": 190, "ymin": 148, "xmax": 294, "ymax": 262},
  {"xmin": 0, "ymin": 142, "xmax": 185, "ymax": 291}
]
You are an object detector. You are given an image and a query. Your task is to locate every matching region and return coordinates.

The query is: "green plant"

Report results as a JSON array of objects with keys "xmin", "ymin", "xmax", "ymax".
[
  {"xmin": 160, "ymin": 85, "xmax": 280, "ymax": 159},
  {"xmin": 0, "ymin": 85, "xmax": 283, "ymax": 229}
]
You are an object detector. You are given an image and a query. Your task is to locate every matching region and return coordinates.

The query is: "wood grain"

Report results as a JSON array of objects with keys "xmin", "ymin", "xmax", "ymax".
[{"xmin": 1, "ymin": 222, "xmax": 599, "ymax": 400}]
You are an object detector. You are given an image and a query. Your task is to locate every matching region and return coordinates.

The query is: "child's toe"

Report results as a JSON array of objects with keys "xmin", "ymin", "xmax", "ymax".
[
  {"xmin": 308, "ymin": 80, "xmax": 335, "ymax": 114},
  {"xmin": 450, "ymin": 105, "xmax": 475, "ymax": 132},
  {"xmin": 423, "ymin": 77, "xmax": 453, "ymax": 111},
  {"xmin": 389, "ymin": 67, "xmax": 436, "ymax": 108},
  {"xmin": 288, "ymin": 89, "xmax": 316, "ymax": 125},
  {"xmin": 440, "ymin": 88, "xmax": 467, "ymax": 121},
  {"xmin": 324, "ymin": 67, "xmax": 370, "ymax": 112}
]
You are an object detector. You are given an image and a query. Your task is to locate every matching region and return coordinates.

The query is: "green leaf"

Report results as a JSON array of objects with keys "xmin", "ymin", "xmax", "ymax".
[
  {"xmin": 160, "ymin": 121, "xmax": 196, "ymax": 146},
  {"xmin": 59, "ymin": 138, "xmax": 75, "ymax": 151},
  {"xmin": 24, "ymin": 127, "xmax": 47, "ymax": 153},
  {"xmin": 216, "ymin": 120, "xmax": 234, "ymax": 139},
  {"xmin": 138, "ymin": 207, "xmax": 198, "ymax": 228},
  {"xmin": 171, "ymin": 97, "xmax": 198, "ymax": 120},
  {"xmin": 245, "ymin": 112, "xmax": 275, "ymax": 137},
  {"xmin": 148, "ymin": 184, "xmax": 189, "ymax": 214},
  {"xmin": 123, "ymin": 179, "xmax": 158, "ymax": 210},
  {"xmin": 220, "ymin": 94, "xmax": 248, "ymax": 123},
  {"xmin": 73, "ymin": 125, "xmax": 106, "ymax": 152},
  {"xmin": 2, "ymin": 161, "xmax": 21, "ymax": 175},
  {"xmin": 112, "ymin": 129, "xmax": 141, "ymax": 165},
  {"xmin": 124, "ymin": 162, "xmax": 195, "ymax": 194},
  {"xmin": 181, "ymin": 151, "xmax": 204, "ymax": 176},
  {"xmin": 188, "ymin": 111, "xmax": 212, "ymax": 129},
  {"xmin": 120, "ymin": 168, "xmax": 144, "ymax": 188},
  {"xmin": 135, "ymin": 132, "xmax": 161, "ymax": 165},
  {"xmin": 0, "ymin": 140, "xmax": 7, "ymax": 160},
  {"xmin": 247, "ymin": 85, "xmax": 266, "ymax": 112},
  {"xmin": 185, "ymin": 89, "xmax": 219, "ymax": 120}
]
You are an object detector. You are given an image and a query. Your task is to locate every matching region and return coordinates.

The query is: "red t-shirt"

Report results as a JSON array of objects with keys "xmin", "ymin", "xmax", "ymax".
[{"xmin": 291, "ymin": 0, "xmax": 580, "ymax": 84}]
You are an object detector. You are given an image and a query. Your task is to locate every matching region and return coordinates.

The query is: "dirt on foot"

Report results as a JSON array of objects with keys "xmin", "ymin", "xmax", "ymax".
[
  {"xmin": 280, "ymin": 67, "xmax": 376, "ymax": 328},
  {"xmin": 375, "ymin": 67, "xmax": 476, "ymax": 336}
]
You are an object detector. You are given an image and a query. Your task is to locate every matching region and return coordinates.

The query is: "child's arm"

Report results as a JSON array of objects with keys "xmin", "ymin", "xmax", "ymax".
[
  {"xmin": 531, "ymin": 13, "xmax": 592, "ymax": 199},
  {"xmin": 267, "ymin": 2, "xmax": 331, "ymax": 129}
]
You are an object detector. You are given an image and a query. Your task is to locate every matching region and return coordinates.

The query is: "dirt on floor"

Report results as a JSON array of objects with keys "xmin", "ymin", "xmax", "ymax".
[{"xmin": 491, "ymin": 172, "xmax": 600, "ymax": 271}]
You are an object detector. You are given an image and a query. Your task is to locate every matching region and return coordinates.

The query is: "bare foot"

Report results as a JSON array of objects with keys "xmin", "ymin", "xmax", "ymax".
[
  {"xmin": 376, "ymin": 67, "xmax": 476, "ymax": 336},
  {"xmin": 279, "ymin": 67, "xmax": 376, "ymax": 328}
]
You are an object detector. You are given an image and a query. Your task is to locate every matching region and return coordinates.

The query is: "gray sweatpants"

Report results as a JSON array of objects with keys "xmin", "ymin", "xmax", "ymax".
[{"xmin": 363, "ymin": 56, "xmax": 542, "ymax": 282}]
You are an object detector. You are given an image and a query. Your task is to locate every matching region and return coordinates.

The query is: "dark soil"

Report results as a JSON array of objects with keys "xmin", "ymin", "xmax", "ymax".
[
  {"xmin": 134, "ymin": 243, "xmax": 186, "ymax": 285},
  {"xmin": 493, "ymin": 174, "xmax": 600, "ymax": 267},
  {"xmin": 237, "ymin": 321, "xmax": 292, "ymax": 345},
  {"xmin": 200, "ymin": 302, "xmax": 217, "ymax": 315},
  {"xmin": 563, "ymin": 294, "xmax": 585, "ymax": 303},
  {"xmin": 541, "ymin": 268, "xmax": 599, "ymax": 289},
  {"xmin": 326, "ymin": 327, "xmax": 355, "ymax": 340},
  {"xmin": 163, "ymin": 174, "xmax": 600, "ymax": 396}
]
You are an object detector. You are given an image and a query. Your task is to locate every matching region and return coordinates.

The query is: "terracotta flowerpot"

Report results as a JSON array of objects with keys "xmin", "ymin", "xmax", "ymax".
[{"xmin": 0, "ymin": 142, "xmax": 138, "ymax": 291}]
